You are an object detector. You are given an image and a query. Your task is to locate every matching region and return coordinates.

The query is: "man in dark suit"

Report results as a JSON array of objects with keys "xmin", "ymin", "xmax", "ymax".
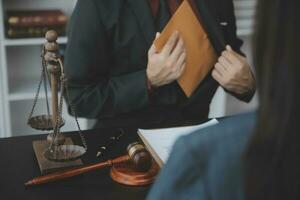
[
  {"xmin": 65, "ymin": 0, "xmax": 255, "ymax": 128},
  {"xmin": 147, "ymin": 112, "xmax": 256, "ymax": 200}
]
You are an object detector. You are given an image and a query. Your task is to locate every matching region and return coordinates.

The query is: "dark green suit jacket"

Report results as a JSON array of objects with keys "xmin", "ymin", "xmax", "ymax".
[{"xmin": 65, "ymin": 0, "xmax": 254, "ymax": 128}]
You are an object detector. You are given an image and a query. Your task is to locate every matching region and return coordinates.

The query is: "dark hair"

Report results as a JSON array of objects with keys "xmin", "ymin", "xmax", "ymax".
[{"xmin": 245, "ymin": 0, "xmax": 300, "ymax": 199}]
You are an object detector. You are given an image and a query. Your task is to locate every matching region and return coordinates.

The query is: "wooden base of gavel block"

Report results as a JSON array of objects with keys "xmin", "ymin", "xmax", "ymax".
[
  {"xmin": 32, "ymin": 138, "xmax": 83, "ymax": 175},
  {"xmin": 110, "ymin": 160, "xmax": 160, "ymax": 186}
]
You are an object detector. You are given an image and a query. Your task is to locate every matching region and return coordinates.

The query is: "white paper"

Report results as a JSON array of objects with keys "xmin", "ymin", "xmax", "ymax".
[{"xmin": 138, "ymin": 119, "xmax": 218, "ymax": 164}]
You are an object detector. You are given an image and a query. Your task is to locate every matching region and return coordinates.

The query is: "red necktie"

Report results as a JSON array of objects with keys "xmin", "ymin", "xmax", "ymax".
[
  {"xmin": 149, "ymin": 0, "xmax": 159, "ymax": 17},
  {"xmin": 149, "ymin": 0, "xmax": 201, "ymax": 23},
  {"xmin": 167, "ymin": 0, "xmax": 182, "ymax": 15},
  {"xmin": 149, "ymin": 0, "xmax": 182, "ymax": 17}
]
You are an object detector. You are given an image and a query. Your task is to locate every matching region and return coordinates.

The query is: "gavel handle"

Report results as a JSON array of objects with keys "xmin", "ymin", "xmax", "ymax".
[{"xmin": 25, "ymin": 155, "xmax": 130, "ymax": 186}]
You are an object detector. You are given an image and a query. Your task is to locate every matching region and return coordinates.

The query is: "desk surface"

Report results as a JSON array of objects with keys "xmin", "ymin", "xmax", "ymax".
[{"xmin": 0, "ymin": 127, "xmax": 150, "ymax": 200}]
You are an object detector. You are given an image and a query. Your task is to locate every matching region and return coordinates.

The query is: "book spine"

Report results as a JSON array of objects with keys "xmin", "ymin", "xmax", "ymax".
[
  {"xmin": 7, "ymin": 14, "xmax": 67, "ymax": 27},
  {"xmin": 6, "ymin": 26, "xmax": 66, "ymax": 39}
]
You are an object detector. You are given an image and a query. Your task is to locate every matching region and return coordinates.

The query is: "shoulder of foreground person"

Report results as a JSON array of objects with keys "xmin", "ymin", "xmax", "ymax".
[{"xmin": 147, "ymin": 111, "xmax": 256, "ymax": 200}]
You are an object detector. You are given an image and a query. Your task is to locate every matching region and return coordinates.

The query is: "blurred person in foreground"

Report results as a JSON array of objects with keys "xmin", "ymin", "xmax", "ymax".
[{"xmin": 147, "ymin": 0, "xmax": 300, "ymax": 199}]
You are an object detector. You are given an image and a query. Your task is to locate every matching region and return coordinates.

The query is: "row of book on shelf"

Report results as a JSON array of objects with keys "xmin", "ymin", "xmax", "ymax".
[{"xmin": 5, "ymin": 9, "xmax": 67, "ymax": 39}]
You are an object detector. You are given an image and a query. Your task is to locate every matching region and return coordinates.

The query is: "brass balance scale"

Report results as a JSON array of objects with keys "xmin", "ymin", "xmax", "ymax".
[
  {"xmin": 26, "ymin": 30, "xmax": 158, "ymax": 186},
  {"xmin": 27, "ymin": 30, "xmax": 87, "ymax": 174}
]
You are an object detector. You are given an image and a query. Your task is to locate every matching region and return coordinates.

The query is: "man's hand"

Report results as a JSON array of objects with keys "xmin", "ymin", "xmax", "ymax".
[
  {"xmin": 146, "ymin": 31, "xmax": 186, "ymax": 87},
  {"xmin": 212, "ymin": 45, "xmax": 255, "ymax": 95}
]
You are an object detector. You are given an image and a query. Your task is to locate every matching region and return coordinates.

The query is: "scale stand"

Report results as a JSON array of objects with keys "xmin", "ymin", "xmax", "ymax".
[
  {"xmin": 29, "ymin": 30, "xmax": 86, "ymax": 174},
  {"xmin": 32, "ymin": 139, "xmax": 83, "ymax": 174}
]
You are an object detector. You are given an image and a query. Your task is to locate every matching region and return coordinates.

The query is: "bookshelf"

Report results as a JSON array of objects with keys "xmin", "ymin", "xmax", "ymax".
[{"xmin": 0, "ymin": 0, "xmax": 91, "ymax": 138}]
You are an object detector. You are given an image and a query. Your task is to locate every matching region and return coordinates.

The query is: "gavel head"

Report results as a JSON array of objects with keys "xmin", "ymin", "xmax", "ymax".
[{"xmin": 127, "ymin": 142, "xmax": 152, "ymax": 172}]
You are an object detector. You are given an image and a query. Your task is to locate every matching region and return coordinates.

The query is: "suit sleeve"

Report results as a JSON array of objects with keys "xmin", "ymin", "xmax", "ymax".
[
  {"xmin": 64, "ymin": 0, "xmax": 150, "ymax": 118},
  {"xmin": 219, "ymin": 0, "xmax": 255, "ymax": 102},
  {"xmin": 146, "ymin": 138, "xmax": 210, "ymax": 200}
]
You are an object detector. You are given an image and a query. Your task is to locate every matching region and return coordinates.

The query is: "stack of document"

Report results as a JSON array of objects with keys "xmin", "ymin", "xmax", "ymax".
[{"xmin": 138, "ymin": 119, "xmax": 218, "ymax": 167}]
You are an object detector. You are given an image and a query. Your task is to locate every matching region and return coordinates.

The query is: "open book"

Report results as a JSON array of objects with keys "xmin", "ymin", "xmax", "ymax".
[{"xmin": 138, "ymin": 119, "xmax": 218, "ymax": 167}]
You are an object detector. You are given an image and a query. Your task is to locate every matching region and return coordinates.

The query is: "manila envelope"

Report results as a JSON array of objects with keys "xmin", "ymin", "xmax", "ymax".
[{"xmin": 154, "ymin": 0, "xmax": 218, "ymax": 97}]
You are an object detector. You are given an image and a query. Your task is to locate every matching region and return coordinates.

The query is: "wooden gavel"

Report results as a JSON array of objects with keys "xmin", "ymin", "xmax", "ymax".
[{"xmin": 25, "ymin": 142, "xmax": 152, "ymax": 186}]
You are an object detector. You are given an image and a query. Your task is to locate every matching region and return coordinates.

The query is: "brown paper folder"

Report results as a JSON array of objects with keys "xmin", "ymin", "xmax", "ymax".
[{"xmin": 154, "ymin": 0, "xmax": 218, "ymax": 97}]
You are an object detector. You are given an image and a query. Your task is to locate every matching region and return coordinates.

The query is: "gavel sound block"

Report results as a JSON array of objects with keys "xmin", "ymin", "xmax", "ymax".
[
  {"xmin": 25, "ymin": 142, "xmax": 160, "ymax": 186},
  {"xmin": 110, "ymin": 142, "xmax": 159, "ymax": 186}
]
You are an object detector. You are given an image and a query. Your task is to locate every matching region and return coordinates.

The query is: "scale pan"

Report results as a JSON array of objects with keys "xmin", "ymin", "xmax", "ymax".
[
  {"xmin": 44, "ymin": 145, "xmax": 86, "ymax": 162},
  {"xmin": 28, "ymin": 115, "xmax": 65, "ymax": 131}
]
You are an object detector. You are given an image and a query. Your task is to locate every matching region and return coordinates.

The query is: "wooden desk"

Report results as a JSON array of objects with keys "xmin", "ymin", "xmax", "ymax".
[{"xmin": 0, "ymin": 127, "xmax": 149, "ymax": 200}]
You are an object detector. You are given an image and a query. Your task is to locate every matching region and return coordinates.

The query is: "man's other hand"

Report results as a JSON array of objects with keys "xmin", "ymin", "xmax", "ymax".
[
  {"xmin": 212, "ymin": 45, "xmax": 255, "ymax": 95},
  {"xmin": 147, "ymin": 31, "xmax": 186, "ymax": 87}
]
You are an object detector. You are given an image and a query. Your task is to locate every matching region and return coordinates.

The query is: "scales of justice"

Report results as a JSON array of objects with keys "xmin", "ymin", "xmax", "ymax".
[
  {"xmin": 26, "ymin": 30, "xmax": 158, "ymax": 186},
  {"xmin": 27, "ymin": 30, "xmax": 87, "ymax": 174}
]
